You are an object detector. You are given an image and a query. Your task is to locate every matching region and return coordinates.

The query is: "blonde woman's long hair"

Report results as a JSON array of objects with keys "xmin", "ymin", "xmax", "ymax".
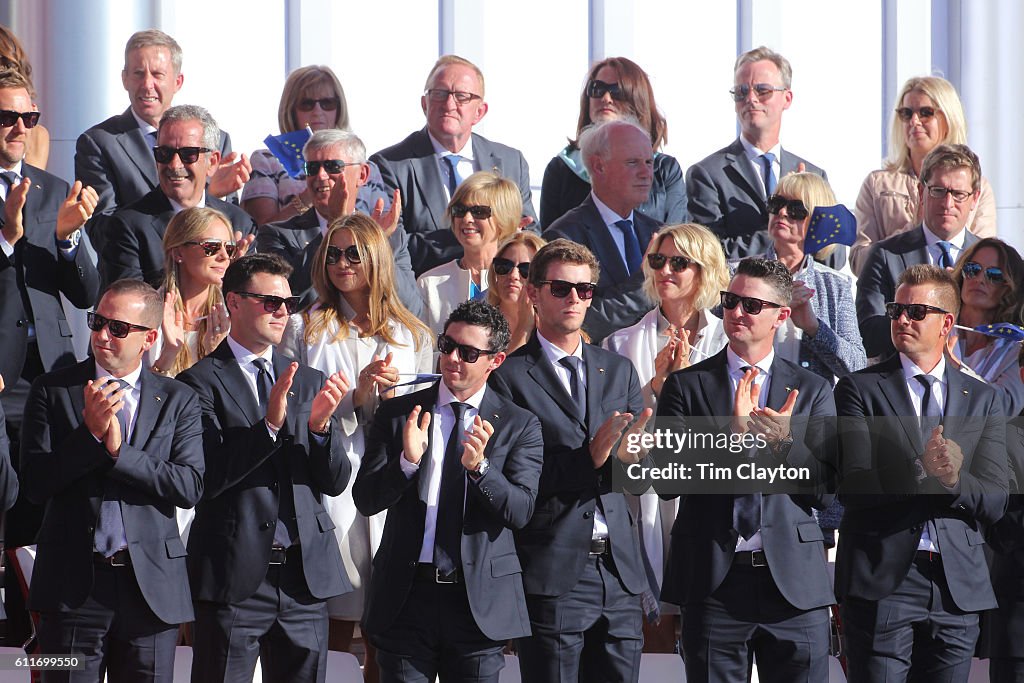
[
  {"xmin": 306, "ymin": 213, "xmax": 430, "ymax": 349},
  {"xmin": 160, "ymin": 206, "xmax": 231, "ymax": 376}
]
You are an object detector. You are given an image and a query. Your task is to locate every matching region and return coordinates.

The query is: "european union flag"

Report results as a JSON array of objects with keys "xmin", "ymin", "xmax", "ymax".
[
  {"xmin": 804, "ymin": 204, "xmax": 857, "ymax": 252},
  {"xmin": 972, "ymin": 323, "xmax": 1024, "ymax": 342},
  {"xmin": 264, "ymin": 129, "xmax": 312, "ymax": 179}
]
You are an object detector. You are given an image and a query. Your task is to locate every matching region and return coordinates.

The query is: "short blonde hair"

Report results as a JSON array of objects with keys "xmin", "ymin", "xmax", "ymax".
[
  {"xmin": 886, "ymin": 76, "xmax": 967, "ymax": 175},
  {"xmin": 447, "ymin": 171, "xmax": 521, "ymax": 245},
  {"xmin": 642, "ymin": 223, "xmax": 729, "ymax": 310}
]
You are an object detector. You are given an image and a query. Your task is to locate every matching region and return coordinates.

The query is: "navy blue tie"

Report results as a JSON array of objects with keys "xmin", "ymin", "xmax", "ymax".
[
  {"xmin": 732, "ymin": 367, "xmax": 761, "ymax": 539},
  {"xmin": 434, "ymin": 402, "xmax": 469, "ymax": 575},
  {"xmin": 936, "ymin": 241, "xmax": 954, "ymax": 269},
  {"xmin": 95, "ymin": 379, "xmax": 129, "ymax": 557},
  {"xmin": 615, "ymin": 219, "xmax": 643, "ymax": 275}
]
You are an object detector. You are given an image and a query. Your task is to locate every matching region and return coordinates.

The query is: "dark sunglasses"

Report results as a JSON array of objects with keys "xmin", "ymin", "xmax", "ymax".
[
  {"xmin": 451, "ymin": 204, "xmax": 493, "ymax": 220},
  {"xmin": 235, "ymin": 291, "xmax": 301, "ymax": 314},
  {"xmin": 185, "ymin": 239, "xmax": 237, "ymax": 257},
  {"xmin": 720, "ymin": 291, "xmax": 782, "ymax": 315},
  {"xmin": 539, "ymin": 280, "xmax": 597, "ymax": 300},
  {"xmin": 962, "ymin": 261, "xmax": 1005, "ymax": 284},
  {"xmin": 647, "ymin": 253, "xmax": 695, "ymax": 272},
  {"xmin": 767, "ymin": 195, "xmax": 809, "ymax": 221},
  {"xmin": 884, "ymin": 302, "xmax": 949, "ymax": 322},
  {"xmin": 586, "ymin": 79, "xmax": 624, "ymax": 101},
  {"xmin": 437, "ymin": 334, "xmax": 495, "ymax": 363},
  {"xmin": 87, "ymin": 311, "xmax": 151, "ymax": 338},
  {"xmin": 729, "ymin": 83, "xmax": 787, "ymax": 102},
  {"xmin": 153, "ymin": 146, "xmax": 212, "ymax": 164},
  {"xmin": 895, "ymin": 106, "xmax": 937, "ymax": 122},
  {"xmin": 0, "ymin": 109, "xmax": 40, "ymax": 128},
  {"xmin": 492, "ymin": 257, "xmax": 530, "ymax": 278},
  {"xmin": 296, "ymin": 97, "xmax": 340, "ymax": 112},
  {"xmin": 304, "ymin": 159, "xmax": 358, "ymax": 175},
  {"xmin": 325, "ymin": 244, "xmax": 361, "ymax": 266}
]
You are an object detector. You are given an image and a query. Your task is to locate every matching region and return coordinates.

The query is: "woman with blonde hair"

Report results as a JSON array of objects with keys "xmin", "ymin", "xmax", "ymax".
[
  {"xmin": 485, "ymin": 231, "xmax": 546, "ymax": 352},
  {"xmin": 851, "ymin": 75, "xmax": 996, "ymax": 273},
  {"xmin": 417, "ymin": 170, "xmax": 522, "ymax": 334},
  {"xmin": 282, "ymin": 212, "xmax": 431, "ymax": 664}
]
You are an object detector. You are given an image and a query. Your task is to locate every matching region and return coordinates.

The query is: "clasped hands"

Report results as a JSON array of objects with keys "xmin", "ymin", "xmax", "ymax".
[{"xmin": 731, "ymin": 367, "xmax": 798, "ymax": 447}]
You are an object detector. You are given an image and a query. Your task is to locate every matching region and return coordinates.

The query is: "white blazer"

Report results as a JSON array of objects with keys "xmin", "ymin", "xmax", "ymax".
[{"xmin": 416, "ymin": 259, "xmax": 488, "ymax": 335}]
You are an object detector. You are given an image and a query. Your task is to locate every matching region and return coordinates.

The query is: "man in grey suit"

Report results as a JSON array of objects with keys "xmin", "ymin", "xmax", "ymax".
[
  {"xmin": 836, "ymin": 264, "xmax": 1007, "ymax": 682},
  {"xmin": 686, "ymin": 46, "xmax": 826, "ymax": 259},
  {"xmin": 856, "ymin": 144, "xmax": 982, "ymax": 360},
  {"xmin": 75, "ymin": 29, "xmax": 247, "ymax": 220},
  {"xmin": 256, "ymin": 129, "xmax": 422, "ymax": 316},
  {"xmin": 371, "ymin": 55, "xmax": 538, "ymax": 275}
]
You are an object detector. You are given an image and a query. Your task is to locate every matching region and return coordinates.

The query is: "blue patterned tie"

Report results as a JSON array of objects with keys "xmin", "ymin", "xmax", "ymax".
[
  {"xmin": 95, "ymin": 379, "xmax": 129, "ymax": 557},
  {"xmin": 936, "ymin": 241, "xmax": 954, "ymax": 269},
  {"xmin": 443, "ymin": 154, "xmax": 464, "ymax": 196},
  {"xmin": 760, "ymin": 152, "xmax": 777, "ymax": 198},
  {"xmin": 615, "ymin": 219, "xmax": 643, "ymax": 275}
]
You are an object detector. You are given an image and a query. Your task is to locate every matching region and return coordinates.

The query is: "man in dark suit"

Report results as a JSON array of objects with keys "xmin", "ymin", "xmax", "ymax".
[
  {"xmin": 75, "ymin": 29, "xmax": 245, "ymax": 218},
  {"xmin": 657, "ymin": 257, "xmax": 837, "ymax": 682},
  {"xmin": 100, "ymin": 104, "xmax": 257, "ymax": 289},
  {"xmin": 856, "ymin": 144, "xmax": 983, "ymax": 360},
  {"xmin": 20, "ymin": 279, "xmax": 204, "ymax": 682},
  {"xmin": 177, "ymin": 253, "xmax": 351, "ymax": 683},
  {"xmin": 836, "ymin": 264, "xmax": 1007, "ymax": 683},
  {"xmin": 256, "ymin": 128, "xmax": 422, "ymax": 316},
  {"xmin": 371, "ymin": 55, "xmax": 537, "ymax": 275},
  {"xmin": 353, "ymin": 300, "xmax": 543, "ymax": 682},
  {"xmin": 686, "ymin": 46, "xmax": 826, "ymax": 259},
  {"xmin": 491, "ymin": 239, "xmax": 652, "ymax": 683}
]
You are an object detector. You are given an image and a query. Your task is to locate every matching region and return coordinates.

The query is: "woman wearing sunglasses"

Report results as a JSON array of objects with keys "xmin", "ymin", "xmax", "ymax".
[
  {"xmin": 949, "ymin": 238, "xmax": 1024, "ymax": 414},
  {"xmin": 241, "ymin": 65, "xmax": 389, "ymax": 226},
  {"xmin": 417, "ymin": 171, "xmax": 522, "ymax": 334},
  {"xmin": 851, "ymin": 76, "xmax": 996, "ymax": 274},
  {"xmin": 281, "ymin": 212, "xmax": 431, "ymax": 663},
  {"xmin": 485, "ymin": 232, "xmax": 547, "ymax": 352},
  {"xmin": 540, "ymin": 57, "xmax": 686, "ymax": 227}
]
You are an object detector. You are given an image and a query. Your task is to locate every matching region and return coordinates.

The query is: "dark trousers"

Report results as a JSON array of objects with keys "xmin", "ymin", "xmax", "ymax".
[
  {"xmin": 841, "ymin": 554, "xmax": 979, "ymax": 683},
  {"xmin": 991, "ymin": 659, "xmax": 1024, "ymax": 683},
  {"xmin": 518, "ymin": 554, "xmax": 643, "ymax": 683},
  {"xmin": 36, "ymin": 561, "xmax": 179, "ymax": 683},
  {"xmin": 680, "ymin": 563, "xmax": 829, "ymax": 683},
  {"xmin": 192, "ymin": 549, "xmax": 329, "ymax": 683},
  {"xmin": 369, "ymin": 573, "xmax": 505, "ymax": 683}
]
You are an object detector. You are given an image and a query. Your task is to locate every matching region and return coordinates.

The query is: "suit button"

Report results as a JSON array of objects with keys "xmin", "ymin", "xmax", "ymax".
[
  {"xmin": 260, "ymin": 522, "xmax": 273, "ymax": 531},
  {"xmin": 409, "ymin": 561, "xmax": 417, "ymax": 568},
  {"xmin": 86, "ymin": 526, "xmax": 95, "ymax": 533},
  {"xmin": 583, "ymin": 511, "xmax": 592, "ymax": 519},
  {"xmin": 270, "ymin": 483, "xmax": 279, "ymax": 493},
  {"xmin": 16, "ymin": 320, "xmax": 25, "ymax": 328}
]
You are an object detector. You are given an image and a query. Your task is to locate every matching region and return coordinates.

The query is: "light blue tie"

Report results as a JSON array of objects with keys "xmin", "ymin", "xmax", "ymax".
[
  {"xmin": 443, "ymin": 154, "xmax": 464, "ymax": 196},
  {"xmin": 760, "ymin": 152, "xmax": 777, "ymax": 198}
]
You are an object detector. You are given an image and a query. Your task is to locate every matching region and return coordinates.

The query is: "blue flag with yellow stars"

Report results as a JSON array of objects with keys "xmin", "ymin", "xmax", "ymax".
[
  {"xmin": 804, "ymin": 204, "xmax": 856, "ymax": 252},
  {"xmin": 972, "ymin": 323, "xmax": 1024, "ymax": 342},
  {"xmin": 264, "ymin": 129, "xmax": 312, "ymax": 178}
]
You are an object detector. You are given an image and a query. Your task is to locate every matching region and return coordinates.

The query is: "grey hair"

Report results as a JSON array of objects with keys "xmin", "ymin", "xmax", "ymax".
[
  {"xmin": 578, "ymin": 117, "xmax": 648, "ymax": 175},
  {"xmin": 302, "ymin": 129, "xmax": 367, "ymax": 163},
  {"xmin": 158, "ymin": 104, "xmax": 220, "ymax": 151},
  {"xmin": 124, "ymin": 29, "xmax": 183, "ymax": 75}
]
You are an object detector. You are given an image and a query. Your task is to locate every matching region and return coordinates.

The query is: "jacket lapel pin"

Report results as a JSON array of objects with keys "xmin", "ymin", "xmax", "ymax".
[
  {"xmin": 598, "ymin": 368, "xmax": 605, "ymax": 373},
  {"xmin": 154, "ymin": 395, "xmax": 161, "ymax": 402}
]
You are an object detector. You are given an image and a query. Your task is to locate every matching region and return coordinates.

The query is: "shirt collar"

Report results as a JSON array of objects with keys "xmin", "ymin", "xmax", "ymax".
[
  {"xmin": 168, "ymin": 193, "xmax": 206, "ymax": 214},
  {"xmin": 315, "ymin": 208, "xmax": 330, "ymax": 235},
  {"xmin": 226, "ymin": 334, "xmax": 274, "ymax": 367},
  {"xmin": 94, "ymin": 360, "xmax": 144, "ymax": 390},
  {"xmin": 2, "ymin": 161, "xmax": 24, "ymax": 178},
  {"xmin": 438, "ymin": 377, "xmax": 486, "ymax": 412},
  {"xmin": 590, "ymin": 190, "xmax": 633, "ymax": 224},
  {"xmin": 900, "ymin": 353, "xmax": 947, "ymax": 385},
  {"xmin": 739, "ymin": 135, "xmax": 782, "ymax": 162},
  {"xmin": 726, "ymin": 346, "xmax": 775, "ymax": 379},
  {"xmin": 427, "ymin": 130, "xmax": 474, "ymax": 160},
  {"xmin": 921, "ymin": 224, "xmax": 967, "ymax": 250},
  {"xmin": 536, "ymin": 329, "xmax": 584, "ymax": 365},
  {"xmin": 130, "ymin": 108, "xmax": 158, "ymax": 138}
]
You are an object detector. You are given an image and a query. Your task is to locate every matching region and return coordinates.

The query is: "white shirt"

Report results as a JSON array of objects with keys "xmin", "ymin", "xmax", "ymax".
[
  {"xmin": 168, "ymin": 192, "xmax": 207, "ymax": 215},
  {"xmin": 427, "ymin": 131, "xmax": 476, "ymax": 202},
  {"xmin": 739, "ymin": 136, "xmax": 782, "ymax": 197},
  {"xmin": 921, "ymin": 224, "xmax": 967, "ymax": 268},
  {"xmin": 130, "ymin": 108, "xmax": 158, "ymax": 143},
  {"xmin": 400, "ymin": 381, "xmax": 485, "ymax": 563},
  {"xmin": 591, "ymin": 191, "xmax": 635, "ymax": 269},
  {"xmin": 225, "ymin": 335, "xmax": 280, "ymax": 441}
]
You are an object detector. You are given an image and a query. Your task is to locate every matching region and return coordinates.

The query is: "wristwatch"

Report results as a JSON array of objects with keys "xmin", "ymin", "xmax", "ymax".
[
  {"xmin": 470, "ymin": 458, "xmax": 490, "ymax": 479},
  {"xmin": 57, "ymin": 229, "xmax": 81, "ymax": 249}
]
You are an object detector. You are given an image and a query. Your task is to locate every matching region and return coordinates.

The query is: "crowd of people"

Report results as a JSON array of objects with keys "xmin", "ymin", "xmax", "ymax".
[{"xmin": 1, "ymin": 23, "xmax": 1023, "ymax": 683}]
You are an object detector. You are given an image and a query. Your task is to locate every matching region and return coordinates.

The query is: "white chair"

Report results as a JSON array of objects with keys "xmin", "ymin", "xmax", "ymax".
[
  {"xmin": 326, "ymin": 651, "xmax": 363, "ymax": 682},
  {"xmin": 498, "ymin": 653, "xmax": 521, "ymax": 683},
  {"xmin": 640, "ymin": 653, "xmax": 686, "ymax": 682},
  {"xmin": 969, "ymin": 658, "xmax": 990, "ymax": 683},
  {"xmin": 172, "ymin": 645, "xmax": 193, "ymax": 683},
  {"xmin": 829, "ymin": 656, "xmax": 847, "ymax": 682}
]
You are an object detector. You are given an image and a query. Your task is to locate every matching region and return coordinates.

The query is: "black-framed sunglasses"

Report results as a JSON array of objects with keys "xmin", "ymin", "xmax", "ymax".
[
  {"xmin": 235, "ymin": 292, "xmax": 301, "ymax": 314},
  {"xmin": 767, "ymin": 195, "xmax": 809, "ymax": 221},
  {"xmin": 961, "ymin": 261, "xmax": 1006, "ymax": 284},
  {"xmin": 424, "ymin": 88, "xmax": 482, "ymax": 105},
  {"xmin": 647, "ymin": 253, "xmax": 696, "ymax": 272},
  {"xmin": 153, "ymin": 145, "xmax": 212, "ymax": 164},
  {"xmin": 729, "ymin": 83, "xmax": 787, "ymax": 102},
  {"xmin": 296, "ymin": 97, "xmax": 340, "ymax": 112},
  {"xmin": 491, "ymin": 257, "xmax": 530, "ymax": 278},
  {"xmin": 586, "ymin": 79, "xmax": 624, "ymax": 101},
  {"xmin": 325, "ymin": 244, "xmax": 361, "ymax": 266},
  {"xmin": 0, "ymin": 109, "xmax": 40, "ymax": 128},
  {"xmin": 720, "ymin": 291, "xmax": 783, "ymax": 315},
  {"xmin": 539, "ymin": 280, "xmax": 597, "ymax": 300},
  {"xmin": 86, "ymin": 312, "xmax": 151, "ymax": 338},
  {"xmin": 884, "ymin": 302, "xmax": 949, "ymax": 322},
  {"xmin": 437, "ymin": 334, "xmax": 496, "ymax": 363},
  {"xmin": 451, "ymin": 204, "xmax": 493, "ymax": 220},
  {"xmin": 185, "ymin": 239, "xmax": 237, "ymax": 258},
  {"xmin": 895, "ymin": 106, "xmax": 937, "ymax": 122},
  {"xmin": 304, "ymin": 159, "xmax": 358, "ymax": 175}
]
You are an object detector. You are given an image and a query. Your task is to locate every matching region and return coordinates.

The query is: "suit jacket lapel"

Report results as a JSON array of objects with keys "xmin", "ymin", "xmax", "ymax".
[
  {"xmin": 725, "ymin": 139, "xmax": 766, "ymax": 203},
  {"xmin": 942, "ymin": 366, "xmax": 971, "ymax": 438},
  {"xmin": 767, "ymin": 358, "xmax": 797, "ymax": 410},
  {"xmin": 412, "ymin": 129, "xmax": 447, "ymax": 232},
  {"xmin": 210, "ymin": 342, "xmax": 262, "ymax": 425},
  {"xmin": 698, "ymin": 349, "xmax": 733, "ymax": 427},
  {"xmin": 581, "ymin": 196, "xmax": 629, "ymax": 284},
  {"xmin": 131, "ymin": 368, "xmax": 166, "ymax": 448},
  {"xmin": 582, "ymin": 344, "xmax": 606, "ymax": 436},
  {"xmin": 523, "ymin": 335, "xmax": 585, "ymax": 429},
  {"xmin": 473, "ymin": 135, "xmax": 503, "ymax": 176},
  {"xmin": 877, "ymin": 358, "xmax": 924, "ymax": 453},
  {"xmin": 67, "ymin": 359, "xmax": 95, "ymax": 431},
  {"xmin": 117, "ymin": 110, "xmax": 158, "ymax": 189}
]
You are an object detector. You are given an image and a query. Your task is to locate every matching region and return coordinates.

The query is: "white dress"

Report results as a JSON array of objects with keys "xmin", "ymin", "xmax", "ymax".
[
  {"xmin": 416, "ymin": 259, "xmax": 488, "ymax": 335},
  {"xmin": 282, "ymin": 304, "xmax": 434, "ymax": 619}
]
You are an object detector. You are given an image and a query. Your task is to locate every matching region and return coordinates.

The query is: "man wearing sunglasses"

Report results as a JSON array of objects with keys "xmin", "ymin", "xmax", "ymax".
[
  {"xmin": 857, "ymin": 144, "xmax": 982, "ymax": 360},
  {"xmin": 656, "ymin": 258, "xmax": 837, "ymax": 683},
  {"xmin": 20, "ymin": 279, "xmax": 204, "ymax": 681},
  {"xmin": 256, "ymin": 129, "xmax": 422, "ymax": 316},
  {"xmin": 685, "ymin": 46, "xmax": 827, "ymax": 260},
  {"xmin": 835, "ymin": 264, "xmax": 1007, "ymax": 683},
  {"xmin": 354, "ymin": 300, "xmax": 542, "ymax": 683},
  {"xmin": 75, "ymin": 29, "xmax": 246, "ymax": 218},
  {"xmin": 491, "ymin": 239, "xmax": 653, "ymax": 683},
  {"xmin": 371, "ymin": 55, "xmax": 538, "ymax": 275},
  {"xmin": 177, "ymin": 253, "xmax": 352, "ymax": 682},
  {"xmin": 99, "ymin": 104, "xmax": 257, "ymax": 289}
]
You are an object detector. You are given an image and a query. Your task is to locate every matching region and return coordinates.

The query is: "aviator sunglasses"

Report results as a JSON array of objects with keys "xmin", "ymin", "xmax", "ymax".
[{"xmin": 185, "ymin": 239, "xmax": 237, "ymax": 257}]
